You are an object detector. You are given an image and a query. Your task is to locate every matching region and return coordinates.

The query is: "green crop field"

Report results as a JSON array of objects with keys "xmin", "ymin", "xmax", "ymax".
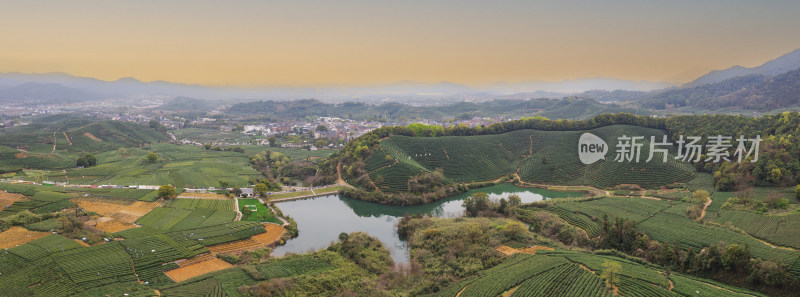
[
  {"xmin": 10, "ymin": 143, "xmax": 262, "ymax": 188},
  {"xmin": 0, "ymin": 190, "xmax": 76, "ymax": 216},
  {"xmin": 0, "ymin": 117, "xmax": 168, "ymax": 174},
  {"xmin": 165, "ymin": 198, "xmax": 234, "ymax": 211},
  {"xmin": 365, "ymin": 125, "xmax": 695, "ymax": 192},
  {"xmin": 428, "ymin": 251, "xmax": 764, "ymax": 297},
  {"xmin": 254, "ymin": 253, "xmax": 334, "ymax": 278},
  {"xmin": 119, "ymin": 234, "xmax": 208, "ymax": 283},
  {"xmin": 133, "ymin": 206, "xmax": 238, "ymax": 232},
  {"xmin": 532, "ymin": 196, "xmax": 800, "ymax": 268},
  {"xmin": 159, "ymin": 251, "xmax": 346, "ymax": 297},
  {"xmin": 238, "ymin": 198, "xmax": 281, "ymax": 224},
  {"xmin": 52, "ymin": 241, "xmax": 138, "ymax": 288}
]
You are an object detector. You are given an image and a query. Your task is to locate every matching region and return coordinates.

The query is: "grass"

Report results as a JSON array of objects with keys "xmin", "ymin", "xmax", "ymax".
[{"xmin": 238, "ymin": 198, "xmax": 281, "ymax": 224}]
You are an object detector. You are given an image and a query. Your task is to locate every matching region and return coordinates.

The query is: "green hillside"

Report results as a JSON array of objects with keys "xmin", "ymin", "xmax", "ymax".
[
  {"xmin": 364, "ymin": 125, "xmax": 694, "ymax": 192},
  {"xmin": 0, "ymin": 117, "xmax": 168, "ymax": 172},
  {"xmin": 25, "ymin": 143, "xmax": 261, "ymax": 187},
  {"xmin": 427, "ymin": 251, "xmax": 764, "ymax": 297}
]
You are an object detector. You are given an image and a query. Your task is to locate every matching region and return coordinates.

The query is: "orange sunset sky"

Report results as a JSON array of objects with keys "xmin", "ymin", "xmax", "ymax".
[{"xmin": 2, "ymin": 0, "xmax": 800, "ymax": 87}]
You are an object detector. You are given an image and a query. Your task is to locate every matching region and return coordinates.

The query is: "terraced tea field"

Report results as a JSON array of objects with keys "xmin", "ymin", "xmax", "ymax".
[
  {"xmin": 533, "ymin": 196, "xmax": 800, "ymax": 273},
  {"xmin": 19, "ymin": 143, "xmax": 262, "ymax": 188},
  {"xmin": 366, "ymin": 125, "xmax": 695, "ymax": 192},
  {"xmin": 427, "ymin": 251, "xmax": 765, "ymax": 297},
  {"xmin": 166, "ymin": 198, "xmax": 234, "ymax": 211},
  {"xmin": 177, "ymin": 192, "xmax": 229, "ymax": 200},
  {"xmin": 132, "ymin": 206, "xmax": 238, "ymax": 232}
]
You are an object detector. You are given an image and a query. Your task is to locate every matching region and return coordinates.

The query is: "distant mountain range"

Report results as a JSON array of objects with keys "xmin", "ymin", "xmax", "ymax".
[
  {"xmin": 572, "ymin": 49, "xmax": 800, "ymax": 111},
  {"xmin": 0, "ymin": 71, "xmax": 671, "ymax": 106},
  {"xmin": 687, "ymin": 49, "xmax": 800, "ymax": 87},
  {"xmin": 0, "ymin": 82, "xmax": 100, "ymax": 104},
  {"xmin": 2, "ymin": 49, "xmax": 800, "ymax": 111}
]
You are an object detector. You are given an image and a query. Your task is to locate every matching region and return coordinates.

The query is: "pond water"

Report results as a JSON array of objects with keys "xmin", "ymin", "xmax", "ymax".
[{"xmin": 271, "ymin": 183, "xmax": 580, "ymax": 262}]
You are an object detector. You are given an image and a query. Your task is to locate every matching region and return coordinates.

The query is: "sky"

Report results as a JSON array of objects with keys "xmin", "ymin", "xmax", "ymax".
[{"xmin": 1, "ymin": 0, "xmax": 800, "ymax": 87}]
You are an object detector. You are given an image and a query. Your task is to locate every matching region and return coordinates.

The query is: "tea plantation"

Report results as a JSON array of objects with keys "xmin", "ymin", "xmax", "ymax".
[
  {"xmin": 530, "ymin": 194, "xmax": 800, "ymax": 282},
  {"xmin": 365, "ymin": 125, "xmax": 695, "ymax": 192},
  {"xmin": 427, "ymin": 251, "xmax": 764, "ymax": 297}
]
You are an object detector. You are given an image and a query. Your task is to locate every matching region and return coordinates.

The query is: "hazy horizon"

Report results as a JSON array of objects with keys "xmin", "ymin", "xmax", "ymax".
[{"xmin": 2, "ymin": 0, "xmax": 800, "ymax": 87}]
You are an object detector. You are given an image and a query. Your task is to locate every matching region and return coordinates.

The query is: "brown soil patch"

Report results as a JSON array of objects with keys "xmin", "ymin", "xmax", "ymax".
[
  {"xmin": 207, "ymin": 223, "xmax": 285, "ymax": 254},
  {"xmin": 83, "ymin": 132, "xmax": 102, "ymax": 142},
  {"xmin": 164, "ymin": 258, "xmax": 233, "ymax": 282},
  {"xmin": 0, "ymin": 192, "xmax": 27, "ymax": 211},
  {"xmin": 74, "ymin": 239, "xmax": 90, "ymax": 247},
  {"xmin": 95, "ymin": 217, "xmax": 137, "ymax": 233},
  {"xmin": 177, "ymin": 193, "xmax": 229, "ymax": 200},
  {"xmin": 14, "ymin": 152, "xmax": 30, "ymax": 158},
  {"xmin": 176, "ymin": 253, "xmax": 217, "ymax": 268},
  {"xmin": 496, "ymin": 245, "xmax": 554, "ymax": 256},
  {"xmin": 0, "ymin": 227, "xmax": 50, "ymax": 249},
  {"xmin": 73, "ymin": 199, "xmax": 161, "ymax": 224}
]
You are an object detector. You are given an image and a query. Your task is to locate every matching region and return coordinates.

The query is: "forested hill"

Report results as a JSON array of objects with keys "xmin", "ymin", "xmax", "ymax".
[
  {"xmin": 226, "ymin": 98, "xmax": 638, "ymax": 121},
  {"xmin": 328, "ymin": 113, "xmax": 800, "ymax": 205},
  {"xmin": 640, "ymin": 67, "xmax": 800, "ymax": 110}
]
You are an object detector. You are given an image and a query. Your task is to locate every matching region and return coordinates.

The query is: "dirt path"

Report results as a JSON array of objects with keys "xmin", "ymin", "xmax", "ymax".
[
  {"xmin": 335, "ymin": 161, "xmax": 356, "ymax": 190},
  {"xmin": 502, "ymin": 285, "xmax": 520, "ymax": 297},
  {"xmin": 699, "ymin": 280, "xmax": 760, "ymax": 297},
  {"xmin": 529, "ymin": 135, "xmax": 533, "ymax": 155},
  {"xmin": 698, "ymin": 196, "xmax": 713, "ymax": 220},
  {"xmin": 514, "ymin": 180, "xmax": 609, "ymax": 197},
  {"xmin": 233, "ymin": 198, "xmax": 242, "ymax": 221},
  {"xmin": 751, "ymin": 236, "xmax": 800, "ymax": 251},
  {"xmin": 455, "ymin": 285, "xmax": 468, "ymax": 297},
  {"xmin": 63, "ymin": 132, "xmax": 72, "ymax": 145},
  {"xmin": 131, "ymin": 258, "xmax": 144, "ymax": 284},
  {"xmin": 442, "ymin": 144, "xmax": 450, "ymax": 160}
]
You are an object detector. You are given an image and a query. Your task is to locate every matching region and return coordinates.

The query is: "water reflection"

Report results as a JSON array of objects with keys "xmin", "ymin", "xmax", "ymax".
[{"xmin": 271, "ymin": 184, "xmax": 579, "ymax": 262}]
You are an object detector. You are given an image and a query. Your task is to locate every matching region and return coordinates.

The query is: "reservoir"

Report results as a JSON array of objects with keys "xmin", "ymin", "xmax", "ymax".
[{"xmin": 271, "ymin": 183, "xmax": 580, "ymax": 262}]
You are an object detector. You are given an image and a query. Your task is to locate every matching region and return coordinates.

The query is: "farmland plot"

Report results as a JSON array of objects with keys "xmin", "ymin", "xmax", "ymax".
[
  {"xmin": 74, "ymin": 199, "xmax": 162, "ymax": 224},
  {"xmin": 0, "ymin": 226, "xmax": 50, "ymax": 249},
  {"xmin": 51, "ymin": 241, "xmax": 137, "ymax": 288},
  {"xmin": 165, "ymin": 258, "xmax": 234, "ymax": 282},
  {"xmin": 166, "ymin": 198, "xmax": 234, "ymax": 211}
]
